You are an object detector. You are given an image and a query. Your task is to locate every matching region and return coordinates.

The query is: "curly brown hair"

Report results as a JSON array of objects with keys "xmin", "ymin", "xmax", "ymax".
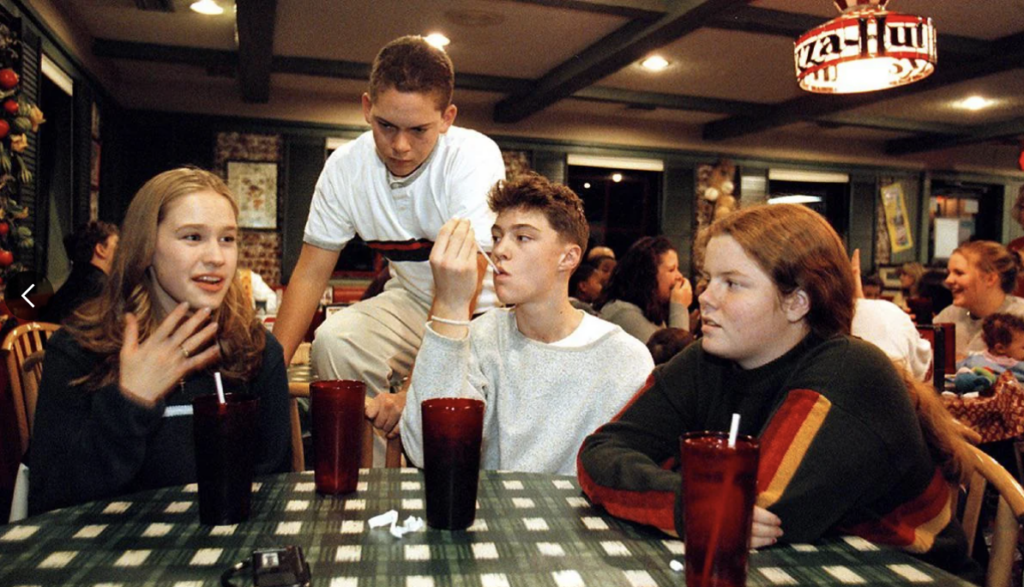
[
  {"xmin": 65, "ymin": 221, "xmax": 118, "ymax": 267},
  {"xmin": 487, "ymin": 172, "xmax": 589, "ymax": 250},
  {"xmin": 66, "ymin": 167, "xmax": 266, "ymax": 390},
  {"xmin": 369, "ymin": 36, "xmax": 454, "ymax": 110},
  {"xmin": 982, "ymin": 312, "xmax": 1024, "ymax": 351}
]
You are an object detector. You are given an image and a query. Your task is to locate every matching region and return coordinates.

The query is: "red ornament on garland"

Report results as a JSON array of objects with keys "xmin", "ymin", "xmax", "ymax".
[{"xmin": 0, "ymin": 68, "xmax": 17, "ymax": 90}]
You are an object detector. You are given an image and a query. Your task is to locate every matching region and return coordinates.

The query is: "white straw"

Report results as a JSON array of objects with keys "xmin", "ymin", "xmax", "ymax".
[
  {"xmin": 727, "ymin": 413, "xmax": 740, "ymax": 448},
  {"xmin": 477, "ymin": 241, "xmax": 502, "ymax": 275},
  {"xmin": 214, "ymin": 372, "xmax": 226, "ymax": 405}
]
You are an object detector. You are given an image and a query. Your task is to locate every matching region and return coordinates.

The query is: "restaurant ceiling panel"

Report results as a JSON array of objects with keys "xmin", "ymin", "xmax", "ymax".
[
  {"xmin": 273, "ymin": 0, "xmax": 629, "ymax": 79},
  {"xmin": 842, "ymin": 70, "xmax": 1024, "ymax": 124},
  {"xmin": 599, "ymin": 28, "xmax": 803, "ymax": 104},
  {"xmin": 547, "ymin": 98, "xmax": 724, "ymax": 126},
  {"xmin": 39, "ymin": 0, "xmax": 1024, "ymax": 162},
  {"xmin": 53, "ymin": 0, "xmax": 235, "ymax": 49},
  {"xmin": 781, "ymin": 121, "xmax": 915, "ymax": 142}
]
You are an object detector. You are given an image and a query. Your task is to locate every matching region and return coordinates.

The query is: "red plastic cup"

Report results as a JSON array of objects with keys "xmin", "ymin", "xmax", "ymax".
[
  {"xmin": 421, "ymin": 398, "xmax": 484, "ymax": 530},
  {"xmin": 311, "ymin": 380, "xmax": 367, "ymax": 495},
  {"xmin": 681, "ymin": 431, "xmax": 760, "ymax": 587},
  {"xmin": 192, "ymin": 393, "xmax": 260, "ymax": 525}
]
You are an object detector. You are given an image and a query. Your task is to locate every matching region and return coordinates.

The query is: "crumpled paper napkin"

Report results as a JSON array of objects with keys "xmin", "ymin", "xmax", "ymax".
[{"xmin": 369, "ymin": 510, "xmax": 425, "ymax": 538}]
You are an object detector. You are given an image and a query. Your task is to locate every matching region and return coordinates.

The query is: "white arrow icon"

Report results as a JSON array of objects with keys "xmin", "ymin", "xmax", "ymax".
[{"xmin": 21, "ymin": 283, "xmax": 35, "ymax": 308}]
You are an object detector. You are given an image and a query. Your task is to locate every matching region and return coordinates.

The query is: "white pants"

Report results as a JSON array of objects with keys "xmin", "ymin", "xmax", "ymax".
[{"xmin": 310, "ymin": 282, "xmax": 429, "ymax": 465}]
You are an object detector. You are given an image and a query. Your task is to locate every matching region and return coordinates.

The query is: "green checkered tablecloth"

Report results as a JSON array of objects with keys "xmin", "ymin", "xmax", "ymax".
[{"xmin": 0, "ymin": 469, "xmax": 974, "ymax": 587}]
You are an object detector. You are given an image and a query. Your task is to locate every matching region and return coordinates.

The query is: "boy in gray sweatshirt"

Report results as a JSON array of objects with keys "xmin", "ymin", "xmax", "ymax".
[{"xmin": 401, "ymin": 173, "xmax": 653, "ymax": 474}]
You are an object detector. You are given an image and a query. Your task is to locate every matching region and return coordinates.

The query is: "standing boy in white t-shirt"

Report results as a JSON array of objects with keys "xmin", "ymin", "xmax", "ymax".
[
  {"xmin": 401, "ymin": 174, "xmax": 653, "ymax": 475},
  {"xmin": 273, "ymin": 37, "xmax": 505, "ymax": 459}
]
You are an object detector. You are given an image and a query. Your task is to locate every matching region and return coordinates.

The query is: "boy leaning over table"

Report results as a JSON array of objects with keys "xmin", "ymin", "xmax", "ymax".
[
  {"xmin": 400, "ymin": 173, "xmax": 653, "ymax": 475},
  {"xmin": 271, "ymin": 35, "xmax": 505, "ymax": 465}
]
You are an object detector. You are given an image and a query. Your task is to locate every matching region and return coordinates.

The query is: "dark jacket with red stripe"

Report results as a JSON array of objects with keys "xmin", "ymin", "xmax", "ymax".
[{"xmin": 577, "ymin": 333, "xmax": 977, "ymax": 576}]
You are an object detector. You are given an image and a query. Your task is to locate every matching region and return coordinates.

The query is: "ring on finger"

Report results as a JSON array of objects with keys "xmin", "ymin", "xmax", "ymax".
[{"xmin": 180, "ymin": 345, "xmax": 190, "ymax": 359}]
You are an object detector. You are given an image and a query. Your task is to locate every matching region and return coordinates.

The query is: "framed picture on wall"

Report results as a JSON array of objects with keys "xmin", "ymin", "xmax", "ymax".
[{"xmin": 226, "ymin": 160, "xmax": 278, "ymax": 229}]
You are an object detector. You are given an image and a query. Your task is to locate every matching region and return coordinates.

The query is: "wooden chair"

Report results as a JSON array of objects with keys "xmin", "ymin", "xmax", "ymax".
[
  {"xmin": 2, "ymin": 321, "xmax": 60, "ymax": 458},
  {"xmin": 936, "ymin": 322, "xmax": 956, "ymax": 374},
  {"xmin": 915, "ymin": 324, "xmax": 946, "ymax": 391},
  {"xmin": 287, "ymin": 382, "xmax": 403, "ymax": 472},
  {"xmin": 959, "ymin": 444, "xmax": 1024, "ymax": 587}
]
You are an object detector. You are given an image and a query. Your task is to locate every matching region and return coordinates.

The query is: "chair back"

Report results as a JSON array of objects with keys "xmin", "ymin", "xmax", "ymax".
[
  {"xmin": 287, "ymin": 382, "xmax": 403, "ymax": 472},
  {"xmin": 959, "ymin": 444, "xmax": 1024, "ymax": 587},
  {"xmin": 1, "ymin": 321, "xmax": 60, "ymax": 457},
  {"xmin": 936, "ymin": 322, "xmax": 956, "ymax": 374},
  {"xmin": 915, "ymin": 324, "xmax": 946, "ymax": 391},
  {"xmin": 907, "ymin": 296, "xmax": 934, "ymax": 325}
]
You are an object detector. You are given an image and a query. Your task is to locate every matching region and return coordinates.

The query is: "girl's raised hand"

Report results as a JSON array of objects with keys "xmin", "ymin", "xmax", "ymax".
[
  {"xmin": 119, "ymin": 302, "xmax": 221, "ymax": 406},
  {"xmin": 670, "ymin": 277, "xmax": 693, "ymax": 307}
]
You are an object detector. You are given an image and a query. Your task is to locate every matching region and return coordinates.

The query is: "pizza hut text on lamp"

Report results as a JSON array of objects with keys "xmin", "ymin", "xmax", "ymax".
[{"xmin": 794, "ymin": 0, "xmax": 937, "ymax": 94}]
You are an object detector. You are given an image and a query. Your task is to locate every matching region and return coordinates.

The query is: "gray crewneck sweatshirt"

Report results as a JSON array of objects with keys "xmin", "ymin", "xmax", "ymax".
[{"xmin": 401, "ymin": 308, "xmax": 653, "ymax": 475}]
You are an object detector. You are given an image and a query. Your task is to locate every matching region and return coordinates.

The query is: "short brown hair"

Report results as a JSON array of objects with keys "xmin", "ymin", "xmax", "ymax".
[
  {"xmin": 704, "ymin": 203, "xmax": 855, "ymax": 339},
  {"xmin": 954, "ymin": 240, "xmax": 1020, "ymax": 294},
  {"xmin": 66, "ymin": 221, "xmax": 118, "ymax": 266},
  {"xmin": 982, "ymin": 312, "xmax": 1024, "ymax": 350},
  {"xmin": 488, "ymin": 173, "xmax": 589, "ymax": 251},
  {"xmin": 369, "ymin": 36, "xmax": 454, "ymax": 110}
]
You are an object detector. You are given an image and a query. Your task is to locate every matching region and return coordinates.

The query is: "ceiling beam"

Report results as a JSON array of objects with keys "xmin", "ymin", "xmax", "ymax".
[
  {"xmin": 573, "ymin": 86, "xmax": 769, "ymax": 117},
  {"xmin": 571, "ymin": 86, "xmax": 972, "ymax": 135},
  {"xmin": 235, "ymin": 0, "xmax": 277, "ymax": 103},
  {"xmin": 92, "ymin": 39, "xmax": 535, "ymax": 95},
  {"xmin": 814, "ymin": 114, "xmax": 966, "ymax": 135},
  {"xmin": 133, "ymin": 0, "xmax": 173, "ymax": 11},
  {"xmin": 500, "ymin": 0, "xmax": 664, "ymax": 20},
  {"xmin": 702, "ymin": 29, "xmax": 1024, "ymax": 142},
  {"xmin": 492, "ymin": 0, "xmax": 748, "ymax": 124},
  {"xmin": 91, "ymin": 38, "xmax": 979, "ymax": 138},
  {"xmin": 885, "ymin": 116, "xmax": 1024, "ymax": 155},
  {"xmin": 93, "ymin": 39, "xmax": 237, "ymax": 69}
]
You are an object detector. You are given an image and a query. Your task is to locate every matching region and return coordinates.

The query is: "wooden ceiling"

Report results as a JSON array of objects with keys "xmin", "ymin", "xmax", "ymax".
[{"xmin": 43, "ymin": 0, "xmax": 1024, "ymax": 159}]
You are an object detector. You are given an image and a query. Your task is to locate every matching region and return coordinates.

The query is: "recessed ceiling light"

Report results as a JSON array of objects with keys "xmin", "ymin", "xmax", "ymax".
[
  {"xmin": 190, "ymin": 0, "xmax": 224, "ymax": 15},
  {"xmin": 611, "ymin": 173, "xmax": 623, "ymax": 183},
  {"xmin": 639, "ymin": 55, "xmax": 669, "ymax": 72},
  {"xmin": 583, "ymin": 182, "xmax": 591, "ymax": 189},
  {"xmin": 425, "ymin": 33, "xmax": 450, "ymax": 50},
  {"xmin": 958, "ymin": 96, "xmax": 994, "ymax": 111}
]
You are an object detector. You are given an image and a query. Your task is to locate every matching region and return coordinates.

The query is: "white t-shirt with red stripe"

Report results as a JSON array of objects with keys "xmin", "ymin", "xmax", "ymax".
[{"xmin": 304, "ymin": 126, "xmax": 505, "ymax": 310}]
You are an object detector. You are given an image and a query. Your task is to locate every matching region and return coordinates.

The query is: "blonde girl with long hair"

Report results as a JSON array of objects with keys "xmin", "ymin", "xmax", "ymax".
[{"xmin": 29, "ymin": 167, "xmax": 290, "ymax": 515}]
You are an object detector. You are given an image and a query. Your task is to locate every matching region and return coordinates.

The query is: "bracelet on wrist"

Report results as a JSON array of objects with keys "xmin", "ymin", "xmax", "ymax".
[{"xmin": 429, "ymin": 315, "xmax": 471, "ymax": 326}]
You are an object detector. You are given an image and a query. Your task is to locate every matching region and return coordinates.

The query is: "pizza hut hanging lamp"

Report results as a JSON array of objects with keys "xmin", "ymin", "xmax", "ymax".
[{"xmin": 795, "ymin": 0, "xmax": 936, "ymax": 94}]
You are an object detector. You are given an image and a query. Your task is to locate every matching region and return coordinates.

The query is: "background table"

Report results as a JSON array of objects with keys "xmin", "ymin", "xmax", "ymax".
[{"xmin": 0, "ymin": 469, "xmax": 974, "ymax": 587}]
